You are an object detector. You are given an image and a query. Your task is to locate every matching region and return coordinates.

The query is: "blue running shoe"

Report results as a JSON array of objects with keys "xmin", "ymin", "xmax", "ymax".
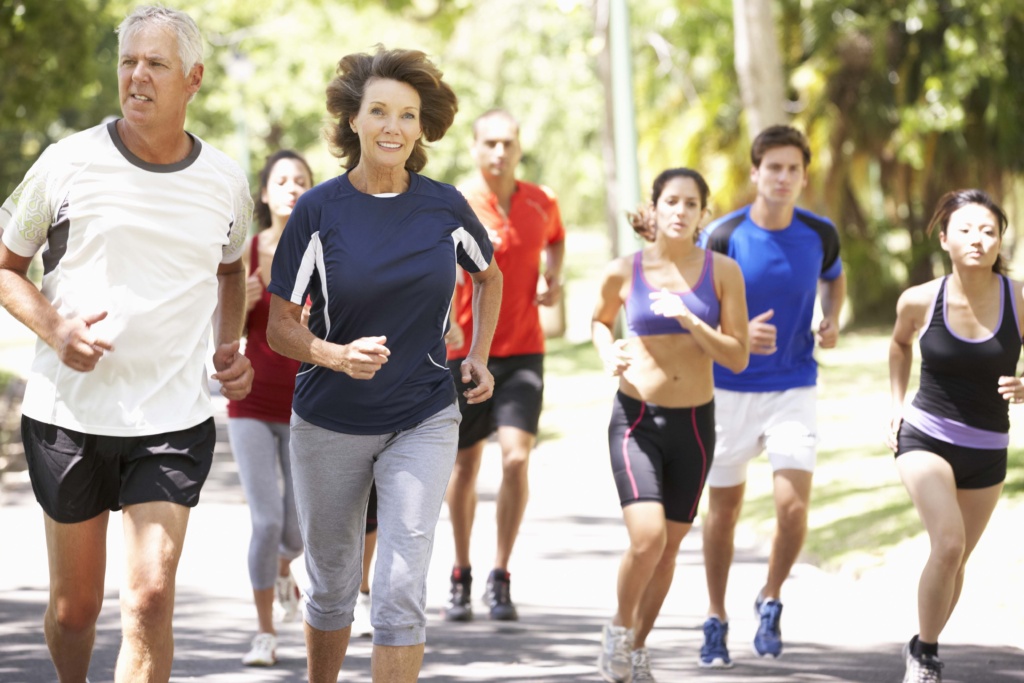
[
  {"xmin": 753, "ymin": 598, "xmax": 783, "ymax": 658},
  {"xmin": 699, "ymin": 616, "xmax": 733, "ymax": 669}
]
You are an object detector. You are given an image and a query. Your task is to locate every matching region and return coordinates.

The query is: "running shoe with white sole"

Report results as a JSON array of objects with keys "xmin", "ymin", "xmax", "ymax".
[
  {"xmin": 597, "ymin": 622, "xmax": 633, "ymax": 683},
  {"xmin": 242, "ymin": 632, "xmax": 277, "ymax": 666}
]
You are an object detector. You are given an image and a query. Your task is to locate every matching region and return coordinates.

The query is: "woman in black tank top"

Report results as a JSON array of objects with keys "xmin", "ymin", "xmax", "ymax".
[{"xmin": 888, "ymin": 189, "xmax": 1021, "ymax": 682}]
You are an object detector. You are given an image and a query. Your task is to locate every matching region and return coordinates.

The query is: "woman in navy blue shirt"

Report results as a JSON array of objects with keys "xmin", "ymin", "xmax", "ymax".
[{"xmin": 267, "ymin": 47, "xmax": 501, "ymax": 683}]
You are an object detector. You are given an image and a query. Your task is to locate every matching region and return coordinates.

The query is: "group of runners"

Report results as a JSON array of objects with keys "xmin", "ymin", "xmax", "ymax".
[{"xmin": 0, "ymin": 5, "xmax": 1017, "ymax": 683}]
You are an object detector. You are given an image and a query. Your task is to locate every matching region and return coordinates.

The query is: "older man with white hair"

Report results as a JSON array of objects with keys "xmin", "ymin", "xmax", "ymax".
[{"xmin": 0, "ymin": 6, "xmax": 253, "ymax": 682}]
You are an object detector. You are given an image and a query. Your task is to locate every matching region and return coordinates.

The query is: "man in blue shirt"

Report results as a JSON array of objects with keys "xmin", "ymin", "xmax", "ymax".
[{"xmin": 697, "ymin": 125, "xmax": 846, "ymax": 667}]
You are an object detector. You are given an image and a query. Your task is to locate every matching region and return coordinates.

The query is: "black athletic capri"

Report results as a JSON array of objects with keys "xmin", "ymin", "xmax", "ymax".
[{"xmin": 607, "ymin": 391, "xmax": 715, "ymax": 523}]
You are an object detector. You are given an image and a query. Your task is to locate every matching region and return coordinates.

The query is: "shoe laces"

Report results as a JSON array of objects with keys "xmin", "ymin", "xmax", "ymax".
[
  {"xmin": 911, "ymin": 654, "xmax": 943, "ymax": 683},
  {"xmin": 632, "ymin": 648, "xmax": 654, "ymax": 680},
  {"xmin": 702, "ymin": 619, "xmax": 727, "ymax": 653},
  {"xmin": 490, "ymin": 576, "xmax": 512, "ymax": 605},
  {"xmin": 759, "ymin": 601, "xmax": 782, "ymax": 633}
]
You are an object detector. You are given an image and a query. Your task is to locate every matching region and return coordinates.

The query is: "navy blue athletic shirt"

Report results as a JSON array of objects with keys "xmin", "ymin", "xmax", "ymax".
[{"xmin": 268, "ymin": 172, "xmax": 494, "ymax": 435}]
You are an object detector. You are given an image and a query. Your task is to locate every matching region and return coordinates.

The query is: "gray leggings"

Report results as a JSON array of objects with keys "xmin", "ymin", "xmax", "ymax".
[
  {"xmin": 227, "ymin": 418, "xmax": 303, "ymax": 590},
  {"xmin": 290, "ymin": 401, "xmax": 460, "ymax": 646}
]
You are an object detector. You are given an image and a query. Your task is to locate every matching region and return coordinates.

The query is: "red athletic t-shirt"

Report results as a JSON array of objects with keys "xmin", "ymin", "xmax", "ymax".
[
  {"xmin": 447, "ymin": 177, "xmax": 565, "ymax": 360},
  {"xmin": 227, "ymin": 237, "xmax": 301, "ymax": 423}
]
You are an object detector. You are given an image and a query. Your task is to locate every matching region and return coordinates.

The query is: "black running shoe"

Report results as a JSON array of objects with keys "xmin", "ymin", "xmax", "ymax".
[
  {"xmin": 442, "ymin": 567, "xmax": 473, "ymax": 622},
  {"xmin": 485, "ymin": 568, "xmax": 518, "ymax": 621}
]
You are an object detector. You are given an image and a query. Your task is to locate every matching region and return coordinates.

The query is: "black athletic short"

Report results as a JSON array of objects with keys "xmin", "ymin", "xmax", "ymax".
[
  {"xmin": 22, "ymin": 415, "xmax": 216, "ymax": 524},
  {"xmin": 448, "ymin": 354, "xmax": 544, "ymax": 449},
  {"xmin": 895, "ymin": 421, "xmax": 1007, "ymax": 489},
  {"xmin": 607, "ymin": 392, "xmax": 715, "ymax": 523}
]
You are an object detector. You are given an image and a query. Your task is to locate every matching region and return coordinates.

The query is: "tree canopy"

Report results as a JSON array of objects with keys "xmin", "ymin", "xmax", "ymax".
[{"xmin": 3, "ymin": 0, "xmax": 1022, "ymax": 321}]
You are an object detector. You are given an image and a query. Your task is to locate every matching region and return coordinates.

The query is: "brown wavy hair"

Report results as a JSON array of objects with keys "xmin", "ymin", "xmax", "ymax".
[
  {"xmin": 927, "ymin": 188, "xmax": 1009, "ymax": 274},
  {"xmin": 325, "ymin": 45, "xmax": 458, "ymax": 173},
  {"xmin": 627, "ymin": 168, "xmax": 710, "ymax": 243}
]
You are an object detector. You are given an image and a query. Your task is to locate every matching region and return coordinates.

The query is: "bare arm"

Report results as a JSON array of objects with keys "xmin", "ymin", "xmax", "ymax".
[
  {"xmin": 0, "ymin": 243, "xmax": 112, "ymax": 371},
  {"xmin": 649, "ymin": 254, "xmax": 749, "ymax": 373},
  {"xmin": 211, "ymin": 259, "xmax": 254, "ymax": 400},
  {"xmin": 887, "ymin": 283, "xmax": 929, "ymax": 449},
  {"xmin": 266, "ymin": 294, "xmax": 390, "ymax": 380},
  {"xmin": 591, "ymin": 257, "xmax": 632, "ymax": 376},
  {"xmin": 537, "ymin": 239, "xmax": 566, "ymax": 306},
  {"xmin": 816, "ymin": 270, "xmax": 847, "ymax": 348},
  {"xmin": 459, "ymin": 259, "xmax": 503, "ymax": 404}
]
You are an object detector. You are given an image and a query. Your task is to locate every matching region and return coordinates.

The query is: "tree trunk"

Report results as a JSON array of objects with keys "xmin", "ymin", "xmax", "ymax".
[
  {"xmin": 732, "ymin": 0, "xmax": 787, "ymax": 139},
  {"xmin": 594, "ymin": 0, "xmax": 620, "ymax": 259}
]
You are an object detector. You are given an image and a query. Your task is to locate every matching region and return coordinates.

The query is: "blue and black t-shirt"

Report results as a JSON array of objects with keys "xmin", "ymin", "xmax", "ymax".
[
  {"xmin": 699, "ymin": 205, "xmax": 842, "ymax": 392},
  {"xmin": 269, "ymin": 172, "xmax": 494, "ymax": 434}
]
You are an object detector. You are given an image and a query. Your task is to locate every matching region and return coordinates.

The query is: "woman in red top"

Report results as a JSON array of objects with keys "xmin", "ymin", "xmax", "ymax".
[{"xmin": 227, "ymin": 150, "xmax": 312, "ymax": 666}]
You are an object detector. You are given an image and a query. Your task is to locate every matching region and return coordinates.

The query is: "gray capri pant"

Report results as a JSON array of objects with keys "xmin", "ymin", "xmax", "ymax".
[
  {"xmin": 227, "ymin": 418, "xmax": 303, "ymax": 590},
  {"xmin": 289, "ymin": 401, "xmax": 460, "ymax": 646}
]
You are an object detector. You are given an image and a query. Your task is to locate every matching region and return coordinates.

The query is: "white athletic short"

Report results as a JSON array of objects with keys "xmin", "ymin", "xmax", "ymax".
[{"xmin": 706, "ymin": 386, "xmax": 817, "ymax": 488}]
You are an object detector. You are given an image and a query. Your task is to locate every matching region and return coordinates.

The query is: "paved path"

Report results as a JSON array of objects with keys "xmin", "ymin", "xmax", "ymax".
[{"xmin": 0, "ymin": 307, "xmax": 1022, "ymax": 681}]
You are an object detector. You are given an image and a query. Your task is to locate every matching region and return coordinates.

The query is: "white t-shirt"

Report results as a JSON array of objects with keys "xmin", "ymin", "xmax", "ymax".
[{"xmin": 0, "ymin": 121, "xmax": 252, "ymax": 436}]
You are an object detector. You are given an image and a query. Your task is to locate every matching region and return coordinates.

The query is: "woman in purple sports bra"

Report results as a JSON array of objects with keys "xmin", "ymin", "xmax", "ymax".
[
  {"xmin": 591, "ymin": 168, "xmax": 749, "ymax": 682},
  {"xmin": 888, "ymin": 189, "xmax": 1022, "ymax": 683}
]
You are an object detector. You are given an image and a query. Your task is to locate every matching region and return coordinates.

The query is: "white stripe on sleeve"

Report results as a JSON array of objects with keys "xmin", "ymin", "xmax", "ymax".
[{"xmin": 452, "ymin": 226, "xmax": 490, "ymax": 272}]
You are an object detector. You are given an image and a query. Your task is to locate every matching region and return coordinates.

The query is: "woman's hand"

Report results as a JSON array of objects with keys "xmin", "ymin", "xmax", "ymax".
[
  {"xmin": 997, "ymin": 375, "xmax": 1024, "ymax": 404},
  {"xmin": 460, "ymin": 356, "xmax": 494, "ymax": 404},
  {"xmin": 885, "ymin": 413, "xmax": 902, "ymax": 452},
  {"xmin": 245, "ymin": 268, "xmax": 263, "ymax": 313},
  {"xmin": 649, "ymin": 289, "xmax": 696, "ymax": 330},
  {"xmin": 601, "ymin": 338, "xmax": 633, "ymax": 377},
  {"xmin": 333, "ymin": 335, "xmax": 390, "ymax": 380}
]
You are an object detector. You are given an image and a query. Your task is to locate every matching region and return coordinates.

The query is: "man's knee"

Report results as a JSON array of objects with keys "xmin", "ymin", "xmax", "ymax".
[
  {"xmin": 48, "ymin": 592, "xmax": 103, "ymax": 634},
  {"xmin": 121, "ymin": 580, "xmax": 175, "ymax": 629},
  {"xmin": 501, "ymin": 447, "xmax": 530, "ymax": 477}
]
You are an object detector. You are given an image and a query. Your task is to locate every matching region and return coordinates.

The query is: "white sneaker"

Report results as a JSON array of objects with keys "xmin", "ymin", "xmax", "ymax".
[
  {"xmin": 275, "ymin": 572, "xmax": 301, "ymax": 622},
  {"xmin": 352, "ymin": 591, "xmax": 373, "ymax": 637},
  {"xmin": 631, "ymin": 647, "xmax": 656, "ymax": 682},
  {"xmin": 242, "ymin": 632, "xmax": 277, "ymax": 666},
  {"xmin": 597, "ymin": 622, "xmax": 633, "ymax": 683}
]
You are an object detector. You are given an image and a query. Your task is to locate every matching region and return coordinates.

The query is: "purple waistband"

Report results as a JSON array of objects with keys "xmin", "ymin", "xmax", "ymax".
[{"xmin": 903, "ymin": 403, "xmax": 1009, "ymax": 450}]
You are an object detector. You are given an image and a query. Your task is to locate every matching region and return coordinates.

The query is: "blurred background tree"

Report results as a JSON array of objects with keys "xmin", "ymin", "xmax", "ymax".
[{"xmin": 3, "ymin": 0, "xmax": 1022, "ymax": 323}]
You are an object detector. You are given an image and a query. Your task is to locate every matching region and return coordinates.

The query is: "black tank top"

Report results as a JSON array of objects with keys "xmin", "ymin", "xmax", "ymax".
[{"xmin": 911, "ymin": 275, "xmax": 1021, "ymax": 433}]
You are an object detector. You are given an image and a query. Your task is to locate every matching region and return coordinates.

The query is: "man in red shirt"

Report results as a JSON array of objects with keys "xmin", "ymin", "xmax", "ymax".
[{"xmin": 444, "ymin": 109, "xmax": 565, "ymax": 621}]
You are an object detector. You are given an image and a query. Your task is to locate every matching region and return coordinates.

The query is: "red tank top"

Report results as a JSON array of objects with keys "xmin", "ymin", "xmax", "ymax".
[{"xmin": 227, "ymin": 237, "xmax": 300, "ymax": 423}]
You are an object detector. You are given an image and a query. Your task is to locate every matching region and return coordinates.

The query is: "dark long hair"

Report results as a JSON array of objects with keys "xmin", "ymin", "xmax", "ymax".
[
  {"xmin": 927, "ymin": 189, "xmax": 1009, "ymax": 274},
  {"xmin": 627, "ymin": 168, "xmax": 710, "ymax": 243},
  {"xmin": 325, "ymin": 45, "xmax": 458, "ymax": 173},
  {"xmin": 253, "ymin": 150, "xmax": 314, "ymax": 230}
]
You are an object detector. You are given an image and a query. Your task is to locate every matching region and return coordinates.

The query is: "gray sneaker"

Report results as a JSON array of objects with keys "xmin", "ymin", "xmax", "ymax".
[
  {"xmin": 631, "ymin": 647, "xmax": 656, "ymax": 682},
  {"xmin": 903, "ymin": 640, "xmax": 943, "ymax": 683},
  {"xmin": 597, "ymin": 622, "xmax": 633, "ymax": 683}
]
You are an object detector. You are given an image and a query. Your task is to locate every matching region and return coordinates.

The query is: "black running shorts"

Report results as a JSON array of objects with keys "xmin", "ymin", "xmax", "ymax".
[
  {"xmin": 22, "ymin": 415, "xmax": 216, "ymax": 523},
  {"xmin": 448, "ymin": 354, "xmax": 544, "ymax": 449},
  {"xmin": 895, "ymin": 421, "xmax": 1006, "ymax": 489}
]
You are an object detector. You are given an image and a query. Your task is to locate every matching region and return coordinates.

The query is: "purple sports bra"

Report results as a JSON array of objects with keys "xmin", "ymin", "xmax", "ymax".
[{"xmin": 625, "ymin": 249, "xmax": 720, "ymax": 337}]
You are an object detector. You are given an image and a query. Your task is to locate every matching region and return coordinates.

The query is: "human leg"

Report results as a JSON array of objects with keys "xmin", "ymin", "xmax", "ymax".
[
  {"xmin": 371, "ymin": 644, "xmax": 425, "ymax": 683},
  {"xmin": 493, "ymin": 425, "xmax": 535, "ymax": 571},
  {"xmin": 945, "ymin": 484, "xmax": 1002, "ymax": 625},
  {"xmin": 43, "ymin": 512, "xmax": 109, "ymax": 683},
  {"xmin": 115, "ymin": 501, "xmax": 191, "ymax": 683},
  {"xmin": 289, "ymin": 416, "xmax": 377, "ymax": 680},
  {"xmin": 702, "ymin": 484, "xmax": 745, "ymax": 621},
  {"xmin": 633, "ymin": 519, "xmax": 691, "ymax": 648},
  {"xmin": 446, "ymin": 440, "xmax": 484, "ymax": 569},
  {"xmin": 371, "ymin": 403, "xmax": 459, "ymax": 652},
  {"xmin": 763, "ymin": 468, "xmax": 813, "ymax": 601},
  {"xmin": 228, "ymin": 418, "xmax": 286, "ymax": 636}
]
